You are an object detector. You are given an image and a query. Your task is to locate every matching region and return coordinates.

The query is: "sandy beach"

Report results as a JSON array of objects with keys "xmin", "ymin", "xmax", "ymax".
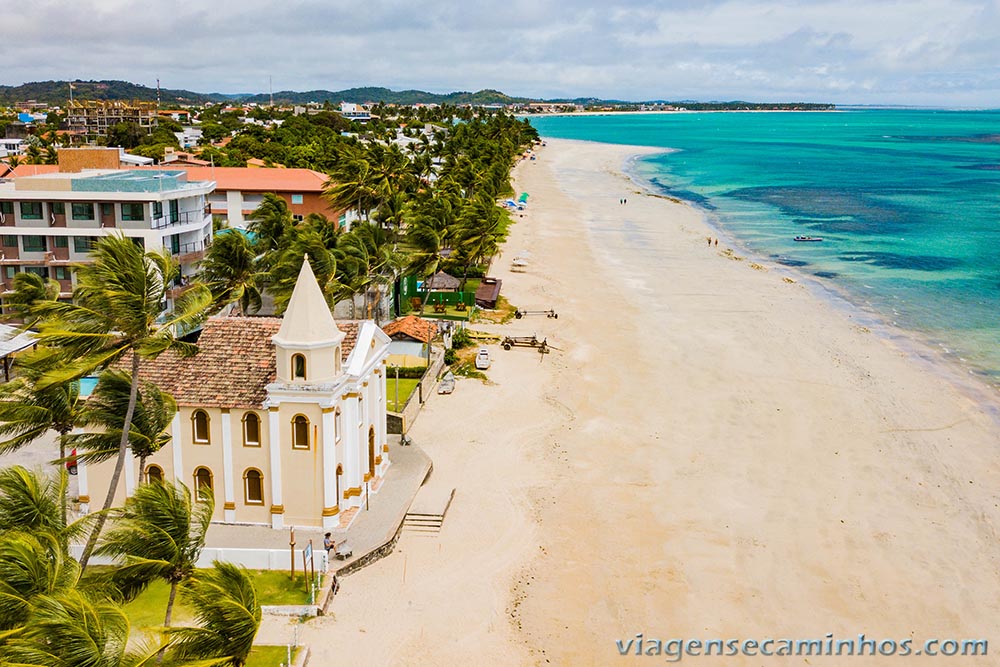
[{"xmin": 275, "ymin": 138, "xmax": 1000, "ymax": 665}]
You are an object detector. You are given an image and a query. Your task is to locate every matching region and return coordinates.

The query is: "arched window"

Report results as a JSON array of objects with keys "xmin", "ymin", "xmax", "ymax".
[
  {"xmin": 146, "ymin": 464, "xmax": 164, "ymax": 484},
  {"xmin": 292, "ymin": 354, "xmax": 306, "ymax": 380},
  {"xmin": 334, "ymin": 408, "xmax": 342, "ymax": 442},
  {"xmin": 192, "ymin": 410, "xmax": 210, "ymax": 444},
  {"xmin": 292, "ymin": 414, "xmax": 310, "ymax": 449},
  {"xmin": 243, "ymin": 468, "xmax": 264, "ymax": 505},
  {"xmin": 368, "ymin": 426, "xmax": 376, "ymax": 475},
  {"xmin": 336, "ymin": 463, "xmax": 343, "ymax": 501},
  {"xmin": 243, "ymin": 412, "xmax": 261, "ymax": 447},
  {"xmin": 193, "ymin": 467, "xmax": 213, "ymax": 499}
]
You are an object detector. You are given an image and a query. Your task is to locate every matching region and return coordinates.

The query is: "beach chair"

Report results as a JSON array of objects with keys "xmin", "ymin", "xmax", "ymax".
[{"xmin": 334, "ymin": 542, "xmax": 353, "ymax": 560}]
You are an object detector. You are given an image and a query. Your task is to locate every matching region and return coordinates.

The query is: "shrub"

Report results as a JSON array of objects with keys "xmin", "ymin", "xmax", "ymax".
[
  {"xmin": 444, "ymin": 348, "xmax": 457, "ymax": 365},
  {"xmin": 451, "ymin": 328, "xmax": 474, "ymax": 349}
]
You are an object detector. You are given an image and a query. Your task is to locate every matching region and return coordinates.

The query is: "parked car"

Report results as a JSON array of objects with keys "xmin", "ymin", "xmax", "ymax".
[{"xmin": 474, "ymin": 348, "xmax": 491, "ymax": 370}]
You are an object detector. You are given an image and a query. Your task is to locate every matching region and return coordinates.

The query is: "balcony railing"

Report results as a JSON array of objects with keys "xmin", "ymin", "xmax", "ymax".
[{"xmin": 150, "ymin": 208, "xmax": 211, "ymax": 230}]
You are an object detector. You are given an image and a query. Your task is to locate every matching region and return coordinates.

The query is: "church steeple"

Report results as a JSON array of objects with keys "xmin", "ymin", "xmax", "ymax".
[{"xmin": 272, "ymin": 256, "xmax": 345, "ymax": 383}]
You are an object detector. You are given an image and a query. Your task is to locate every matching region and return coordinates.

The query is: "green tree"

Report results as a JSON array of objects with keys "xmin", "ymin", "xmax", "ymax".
[
  {"xmin": 1, "ymin": 271, "xmax": 59, "ymax": 325},
  {"xmin": 95, "ymin": 481, "xmax": 213, "ymax": 637},
  {"xmin": 166, "ymin": 562, "xmax": 261, "ymax": 667},
  {"xmin": 0, "ymin": 530, "xmax": 80, "ymax": 632},
  {"xmin": 106, "ymin": 122, "xmax": 146, "ymax": 149},
  {"xmin": 29, "ymin": 234, "xmax": 212, "ymax": 572},
  {"xmin": 69, "ymin": 369, "xmax": 177, "ymax": 476},
  {"xmin": 0, "ymin": 588, "xmax": 164, "ymax": 667},
  {"xmin": 245, "ymin": 193, "xmax": 293, "ymax": 254},
  {"xmin": 197, "ymin": 229, "xmax": 265, "ymax": 315},
  {"xmin": 0, "ymin": 354, "xmax": 88, "ymax": 525}
]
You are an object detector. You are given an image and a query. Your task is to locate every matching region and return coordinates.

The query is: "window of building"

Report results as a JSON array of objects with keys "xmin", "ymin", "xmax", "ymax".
[
  {"xmin": 71, "ymin": 203, "xmax": 94, "ymax": 220},
  {"xmin": 192, "ymin": 409, "xmax": 210, "ymax": 443},
  {"xmin": 193, "ymin": 467, "xmax": 213, "ymax": 497},
  {"xmin": 292, "ymin": 414, "xmax": 310, "ymax": 449},
  {"xmin": 49, "ymin": 202, "xmax": 65, "ymax": 216},
  {"xmin": 21, "ymin": 236, "xmax": 46, "ymax": 252},
  {"xmin": 121, "ymin": 203, "xmax": 145, "ymax": 221},
  {"xmin": 146, "ymin": 464, "xmax": 164, "ymax": 484},
  {"xmin": 0, "ymin": 235, "xmax": 16, "ymax": 248},
  {"xmin": 291, "ymin": 194, "xmax": 303, "ymax": 205},
  {"xmin": 0, "ymin": 202, "xmax": 13, "ymax": 215},
  {"xmin": 52, "ymin": 236, "xmax": 68, "ymax": 248},
  {"xmin": 100, "ymin": 203, "xmax": 113, "ymax": 218},
  {"xmin": 20, "ymin": 202, "xmax": 42, "ymax": 220},
  {"xmin": 153, "ymin": 201, "xmax": 163, "ymax": 218},
  {"xmin": 292, "ymin": 354, "xmax": 306, "ymax": 381},
  {"xmin": 169, "ymin": 199, "xmax": 179, "ymax": 223},
  {"xmin": 334, "ymin": 408, "xmax": 342, "ymax": 441},
  {"xmin": 4, "ymin": 267, "xmax": 15, "ymax": 279},
  {"xmin": 24, "ymin": 267, "xmax": 47, "ymax": 278},
  {"xmin": 243, "ymin": 412, "xmax": 261, "ymax": 446},
  {"xmin": 292, "ymin": 214, "xmax": 303, "ymax": 222},
  {"xmin": 73, "ymin": 236, "xmax": 97, "ymax": 253},
  {"xmin": 243, "ymin": 469, "xmax": 264, "ymax": 504},
  {"xmin": 53, "ymin": 267, "xmax": 69, "ymax": 280}
]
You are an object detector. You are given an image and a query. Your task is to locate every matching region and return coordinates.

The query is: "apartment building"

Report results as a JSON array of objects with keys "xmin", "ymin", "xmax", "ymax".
[
  {"xmin": 65, "ymin": 100, "xmax": 157, "ymax": 136},
  {"xmin": 0, "ymin": 169, "xmax": 214, "ymax": 298}
]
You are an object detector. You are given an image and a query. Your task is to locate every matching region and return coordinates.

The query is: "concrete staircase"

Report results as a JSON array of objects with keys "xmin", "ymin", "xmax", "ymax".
[{"xmin": 402, "ymin": 488, "xmax": 455, "ymax": 535}]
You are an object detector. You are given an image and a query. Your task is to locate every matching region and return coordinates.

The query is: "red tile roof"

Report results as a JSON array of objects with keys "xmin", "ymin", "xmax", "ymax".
[
  {"xmin": 137, "ymin": 166, "xmax": 328, "ymax": 193},
  {"xmin": 134, "ymin": 316, "xmax": 360, "ymax": 408},
  {"xmin": 382, "ymin": 315, "xmax": 437, "ymax": 343}
]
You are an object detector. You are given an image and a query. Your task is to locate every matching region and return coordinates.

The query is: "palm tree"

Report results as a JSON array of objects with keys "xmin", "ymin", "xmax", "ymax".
[
  {"xmin": 0, "ymin": 588, "xmax": 165, "ymax": 667},
  {"xmin": 2, "ymin": 271, "xmax": 60, "ymax": 325},
  {"xmin": 0, "ymin": 530, "xmax": 80, "ymax": 631},
  {"xmin": 166, "ymin": 561, "xmax": 261, "ymax": 667},
  {"xmin": 245, "ymin": 192, "xmax": 294, "ymax": 256},
  {"xmin": 68, "ymin": 369, "xmax": 177, "ymax": 477},
  {"xmin": 0, "ymin": 466, "xmax": 74, "ymax": 544},
  {"xmin": 197, "ymin": 230, "xmax": 265, "ymax": 315},
  {"xmin": 267, "ymin": 231, "xmax": 340, "ymax": 314},
  {"xmin": 94, "ymin": 481, "xmax": 213, "ymax": 637},
  {"xmin": 324, "ymin": 149, "xmax": 379, "ymax": 222},
  {"xmin": 0, "ymin": 355, "xmax": 87, "ymax": 525},
  {"xmin": 29, "ymin": 234, "xmax": 212, "ymax": 572}
]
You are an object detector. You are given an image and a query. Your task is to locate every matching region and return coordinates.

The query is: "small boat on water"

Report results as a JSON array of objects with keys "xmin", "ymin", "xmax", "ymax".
[{"xmin": 794, "ymin": 235, "xmax": 823, "ymax": 242}]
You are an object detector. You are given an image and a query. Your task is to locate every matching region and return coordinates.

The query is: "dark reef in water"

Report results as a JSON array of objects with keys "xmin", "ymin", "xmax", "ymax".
[
  {"xmin": 838, "ymin": 251, "xmax": 963, "ymax": 271},
  {"xmin": 727, "ymin": 186, "xmax": 912, "ymax": 235}
]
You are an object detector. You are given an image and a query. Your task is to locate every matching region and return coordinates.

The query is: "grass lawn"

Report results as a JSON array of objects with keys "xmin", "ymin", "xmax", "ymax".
[
  {"xmin": 386, "ymin": 378, "xmax": 420, "ymax": 412},
  {"xmin": 246, "ymin": 645, "xmax": 301, "ymax": 667},
  {"xmin": 124, "ymin": 570, "xmax": 313, "ymax": 633}
]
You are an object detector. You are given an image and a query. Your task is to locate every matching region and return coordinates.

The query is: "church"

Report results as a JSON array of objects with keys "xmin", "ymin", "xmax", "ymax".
[{"xmin": 79, "ymin": 259, "xmax": 392, "ymax": 530}]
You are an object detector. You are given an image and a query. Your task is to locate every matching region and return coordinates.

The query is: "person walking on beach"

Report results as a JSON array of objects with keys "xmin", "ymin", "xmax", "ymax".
[
  {"xmin": 707, "ymin": 237, "xmax": 712, "ymax": 246},
  {"xmin": 714, "ymin": 238, "xmax": 718, "ymax": 247}
]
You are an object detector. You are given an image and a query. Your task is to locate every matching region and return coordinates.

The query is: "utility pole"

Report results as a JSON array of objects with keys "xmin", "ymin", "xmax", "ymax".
[{"xmin": 269, "ymin": 76, "xmax": 273, "ymax": 108}]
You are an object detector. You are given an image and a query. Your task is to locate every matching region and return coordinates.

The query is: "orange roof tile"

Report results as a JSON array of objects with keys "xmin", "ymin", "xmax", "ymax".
[
  {"xmin": 133, "ymin": 316, "xmax": 361, "ymax": 408},
  {"xmin": 135, "ymin": 165, "xmax": 328, "ymax": 192},
  {"xmin": 382, "ymin": 315, "xmax": 437, "ymax": 343}
]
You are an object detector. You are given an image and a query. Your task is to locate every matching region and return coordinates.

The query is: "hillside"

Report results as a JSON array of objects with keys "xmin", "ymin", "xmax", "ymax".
[
  {"xmin": 0, "ymin": 79, "xmax": 834, "ymax": 111},
  {"xmin": 239, "ymin": 87, "xmax": 528, "ymax": 106},
  {"xmin": 0, "ymin": 80, "xmax": 227, "ymax": 106}
]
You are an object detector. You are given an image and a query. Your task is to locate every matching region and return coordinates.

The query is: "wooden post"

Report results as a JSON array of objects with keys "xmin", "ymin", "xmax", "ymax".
[{"xmin": 289, "ymin": 526, "xmax": 295, "ymax": 582}]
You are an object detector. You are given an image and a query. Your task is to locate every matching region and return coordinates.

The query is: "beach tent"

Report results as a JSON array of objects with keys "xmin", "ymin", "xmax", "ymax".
[{"xmin": 518, "ymin": 192, "xmax": 529, "ymax": 203}]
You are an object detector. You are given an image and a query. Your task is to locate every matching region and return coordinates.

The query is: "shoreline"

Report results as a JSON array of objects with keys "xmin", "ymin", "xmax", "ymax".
[
  {"xmin": 281, "ymin": 137, "xmax": 1000, "ymax": 665},
  {"xmin": 613, "ymin": 140, "xmax": 1000, "ymax": 418}
]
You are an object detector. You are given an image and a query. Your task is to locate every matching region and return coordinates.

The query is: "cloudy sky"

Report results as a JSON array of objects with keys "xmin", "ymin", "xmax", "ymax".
[{"xmin": 5, "ymin": 0, "xmax": 1000, "ymax": 105}]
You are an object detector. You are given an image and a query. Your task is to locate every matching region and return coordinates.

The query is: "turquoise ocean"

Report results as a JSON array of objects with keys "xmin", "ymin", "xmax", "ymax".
[{"xmin": 529, "ymin": 111, "xmax": 1000, "ymax": 393}]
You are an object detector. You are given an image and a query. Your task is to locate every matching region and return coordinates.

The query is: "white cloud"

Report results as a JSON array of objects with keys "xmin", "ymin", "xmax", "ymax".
[{"xmin": 1, "ymin": 0, "xmax": 998, "ymax": 105}]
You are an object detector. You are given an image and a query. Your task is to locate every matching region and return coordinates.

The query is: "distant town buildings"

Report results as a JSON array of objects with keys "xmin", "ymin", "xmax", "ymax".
[
  {"xmin": 65, "ymin": 99, "xmax": 157, "ymax": 136},
  {"xmin": 338, "ymin": 102, "xmax": 372, "ymax": 122}
]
